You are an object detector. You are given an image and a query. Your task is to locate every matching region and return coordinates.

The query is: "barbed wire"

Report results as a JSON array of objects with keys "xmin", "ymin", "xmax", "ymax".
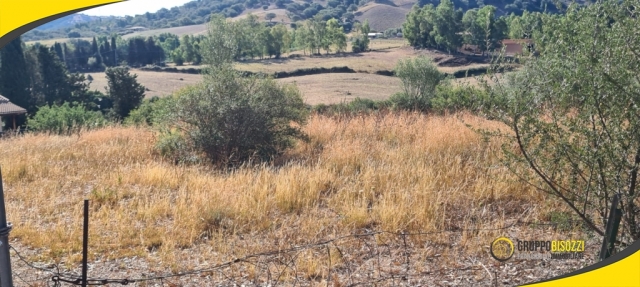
[{"xmin": 8, "ymin": 218, "xmax": 592, "ymax": 286}]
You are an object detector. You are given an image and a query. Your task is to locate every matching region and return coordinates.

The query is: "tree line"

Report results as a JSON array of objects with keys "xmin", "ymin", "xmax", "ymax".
[
  {"xmin": 0, "ymin": 36, "xmax": 147, "ymax": 129},
  {"xmin": 51, "ymin": 35, "xmax": 166, "ymax": 73},
  {"xmin": 402, "ymin": 0, "xmax": 546, "ymax": 54},
  {"xmin": 23, "ymin": 0, "xmax": 564, "ymax": 43}
]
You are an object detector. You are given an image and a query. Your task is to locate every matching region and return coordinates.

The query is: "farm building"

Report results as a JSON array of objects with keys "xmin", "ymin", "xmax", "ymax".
[
  {"xmin": 367, "ymin": 33, "xmax": 383, "ymax": 39},
  {"xmin": 500, "ymin": 39, "xmax": 534, "ymax": 56},
  {"xmin": 0, "ymin": 95, "xmax": 26, "ymax": 132}
]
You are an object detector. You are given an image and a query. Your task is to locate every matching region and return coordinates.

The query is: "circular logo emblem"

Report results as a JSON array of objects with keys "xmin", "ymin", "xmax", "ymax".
[{"xmin": 490, "ymin": 237, "xmax": 514, "ymax": 262}]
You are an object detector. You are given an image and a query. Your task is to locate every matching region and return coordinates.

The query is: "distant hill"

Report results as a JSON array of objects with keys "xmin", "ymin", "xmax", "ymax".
[
  {"xmin": 21, "ymin": 0, "xmax": 569, "ymax": 42},
  {"xmin": 355, "ymin": 2, "xmax": 412, "ymax": 32},
  {"xmin": 34, "ymin": 14, "xmax": 105, "ymax": 31}
]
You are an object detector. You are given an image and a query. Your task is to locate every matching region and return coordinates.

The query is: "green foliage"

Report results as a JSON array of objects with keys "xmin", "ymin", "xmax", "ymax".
[
  {"xmin": 312, "ymin": 97, "xmax": 390, "ymax": 116},
  {"xmin": 402, "ymin": 4, "xmax": 438, "ymax": 49},
  {"xmin": 159, "ymin": 16, "xmax": 309, "ymax": 166},
  {"xmin": 160, "ymin": 68, "xmax": 309, "ymax": 166},
  {"xmin": 0, "ymin": 36, "xmax": 32, "ymax": 122},
  {"xmin": 124, "ymin": 96, "xmax": 172, "ymax": 127},
  {"xmin": 431, "ymin": 82, "xmax": 487, "ymax": 113},
  {"xmin": 266, "ymin": 12, "xmax": 277, "ymax": 21},
  {"xmin": 27, "ymin": 102, "xmax": 107, "ymax": 135},
  {"xmin": 480, "ymin": 0, "xmax": 640, "ymax": 243},
  {"xmin": 105, "ymin": 67, "xmax": 146, "ymax": 120},
  {"xmin": 392, "ymin": 56, "xmax": 445, "ymax": 111},
  {"xmin": 462, "ymin": 6, "xmax": 507, "ymax": 54},
  {"xmin": 351, "ymin": 20, "xmax": 370, "ymax": 53},
  {"xmin": 505, "ymin": 11, "xmax": 545, "ymax": 40}
]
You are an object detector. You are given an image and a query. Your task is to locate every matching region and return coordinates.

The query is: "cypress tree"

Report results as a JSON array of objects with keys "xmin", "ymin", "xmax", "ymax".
[
  {"xmin": 0, "ymin": 36, "xmax": 32, "ymax": 120},
  {"xmin": 127, "ymin": 38, "xmax": 137, "ymax": 66},
  {"xmin": 111, "ymin": 36, "xmax": 118, "ymax": 66},
  {"xmin": 38, "ymin": 45, "xmax": 70, "ymax": 105}
]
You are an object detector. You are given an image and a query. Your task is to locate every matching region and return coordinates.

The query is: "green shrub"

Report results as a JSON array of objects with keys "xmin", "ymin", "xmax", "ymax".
[
  {"xmin": 124, "ymin": 96, "xmax": 173, "ymax": 127},
  {"xmin": 157, "ymin": 67, "xmax": 309, "ymax": 166},
  {"xmin": 27, "ymin": 103, "xmax": 108, "ymax": 135},
  {"xmin": 431, "ymin": 83, "xmax": 488, "ymax": 113},
  {"xmin": 392, "ymin": 56, "xmax": 446, "ymax": 111},
  {"xmin": 312, "ymin": 98, "xmax": 390, "ymax": 116}
]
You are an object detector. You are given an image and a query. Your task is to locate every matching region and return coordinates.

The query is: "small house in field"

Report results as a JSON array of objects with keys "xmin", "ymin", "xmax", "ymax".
[
  {"xmin": 0, "ymin": 95, "xmax": 27, "ymax": 133},
  {"xmin": 500, "ymin": 39, "xmax": 534, "ymax": 56}
]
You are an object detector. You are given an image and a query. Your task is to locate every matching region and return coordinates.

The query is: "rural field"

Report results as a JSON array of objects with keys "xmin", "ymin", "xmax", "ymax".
[
  {"xmin": 83, "ymin": 38, "xmax": 494, "ymax": 103},
  {"xmin": 122, "ymin": 24, "xmax": 208, "ymax": 39},
  {"xmin": 86, "ymin": 70, "xmax": 202, "ymax": 99},
  {"xmin": 1, "ymin": 113, "xmax": 597, "ymax": 285},
  {"xmin": 277, "ymin": 73, "xmax": 402, "ymax": 104}
]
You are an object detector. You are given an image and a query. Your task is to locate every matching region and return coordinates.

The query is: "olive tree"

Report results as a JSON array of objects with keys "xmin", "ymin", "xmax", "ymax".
[
  {"xmin": 157, "ymin": 14, "xmax": 309, "ymax": 166},
  {"xmin": 481, "ymin": 0, "xmax": 640, "ymax": 245},
  {"xmin": 391, "ymin": 55, "xmax": 446, "ymax": 111}
]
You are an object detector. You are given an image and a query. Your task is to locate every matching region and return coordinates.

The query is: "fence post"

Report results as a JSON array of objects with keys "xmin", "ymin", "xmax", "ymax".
[
  {"xmin": 82, "ymin": 199, "xmax": 89, "ymax": 287},
  {"xmin": 599, "ymin": 193, "xmax": 622, "ymax": 261},
  {"xmin": 0, "ymin": 168, "xmax": 14, "ymax": 287}
]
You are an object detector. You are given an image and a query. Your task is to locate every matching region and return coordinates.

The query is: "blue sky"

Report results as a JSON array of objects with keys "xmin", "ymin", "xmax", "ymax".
[{"xmin": 82, "ymin": 0, "xmax": 194, "ymax": 17}]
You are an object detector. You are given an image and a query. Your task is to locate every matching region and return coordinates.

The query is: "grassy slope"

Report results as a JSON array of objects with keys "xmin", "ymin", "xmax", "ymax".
[{"xmin": 355, "ymin": 2, "xmax": 411, "ymax": 32}]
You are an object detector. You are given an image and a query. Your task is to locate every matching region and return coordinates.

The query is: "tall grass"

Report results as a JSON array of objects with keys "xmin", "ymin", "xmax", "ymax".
[{"xmin": 0, "ymin": 112, "xmax": 567, "ymax": 270}]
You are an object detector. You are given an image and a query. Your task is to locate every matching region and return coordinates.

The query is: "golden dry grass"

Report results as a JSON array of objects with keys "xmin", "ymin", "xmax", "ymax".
[{"xmin": 0, "ymin": 112, "xmax": 569, "ymax": 271}]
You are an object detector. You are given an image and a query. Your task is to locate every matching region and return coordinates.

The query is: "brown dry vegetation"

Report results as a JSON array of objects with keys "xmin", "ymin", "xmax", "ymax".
[
  {"xmin": 277, "ymin": 73, "xmax": 402, "ymax": 105},
  {"xmin": 355, "ymin": 3, "xmax": 411, "ymax": 32},
  {"xmin": 0, "ymin": 112, "xmax": 580, "ymax": 276}
]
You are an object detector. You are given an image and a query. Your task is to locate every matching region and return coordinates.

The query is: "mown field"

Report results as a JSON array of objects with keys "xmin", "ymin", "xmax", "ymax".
[{"xmin": 86, "ymin": 70, "xmax": 202, "ymax": 99}]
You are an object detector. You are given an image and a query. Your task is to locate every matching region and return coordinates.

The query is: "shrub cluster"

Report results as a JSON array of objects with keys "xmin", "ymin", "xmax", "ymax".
[{"xmin": 27, "ymin": 103, "xmax": 107, "ymax": 135}]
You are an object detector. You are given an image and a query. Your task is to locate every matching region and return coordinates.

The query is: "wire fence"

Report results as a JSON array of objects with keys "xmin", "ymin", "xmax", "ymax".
[{"xmin": 6, "ymin": 218, "xmax": 598, "ymax": 287}]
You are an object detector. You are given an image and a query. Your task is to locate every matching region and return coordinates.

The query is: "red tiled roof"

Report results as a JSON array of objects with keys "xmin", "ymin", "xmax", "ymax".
[
  {"xmin": 0, "ymin": 95, "xmax": 27, "ymax": 115},
  {"xmin": 500, "ymin": 39, "xmax": 533, "ymax": 55}
]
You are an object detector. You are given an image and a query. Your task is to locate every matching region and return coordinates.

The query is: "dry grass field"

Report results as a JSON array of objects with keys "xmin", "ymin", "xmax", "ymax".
[
  {"xmin": 86, "ymin": 70, "xmax": 202, "ymax": 99},
  {"xmin": 85, "ymin": 69, "xmax": 497, "ymax": 105},
  {"xmin": 278, "ymin": 73, "xmax": 402, "ymax": 105},
  {"xmin": 122, "ymin": 24, "xmax": 208, "ymax": 39},
  {"xmin": 0, "ymin": 112, "xmax": 583, "ymax": 278},
  {"xmin": 235, "ymin": 44, "xmax": 472, "ymax": 74}
]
